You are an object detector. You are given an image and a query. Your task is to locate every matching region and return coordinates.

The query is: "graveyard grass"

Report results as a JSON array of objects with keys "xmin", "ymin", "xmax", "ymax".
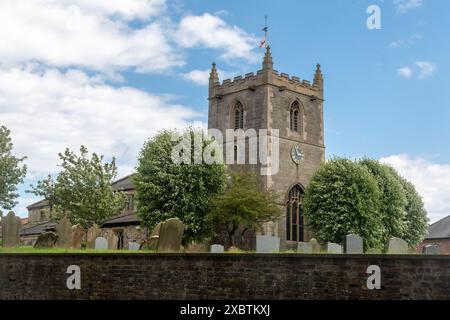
[
  {"xmin": 0, "ymin": 247, "xmax": 421, "ymax": 254},
  {"xmin": 0, "ymin": 246, "xmax": 156, "ymax": 254}
]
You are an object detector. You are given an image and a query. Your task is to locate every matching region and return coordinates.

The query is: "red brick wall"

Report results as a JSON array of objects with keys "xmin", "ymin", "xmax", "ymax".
[
  {"xmin": 416, "ymin": 238, "xmax": 450, "ymax": 254},
  {"xmin": 0, "ymin": 253, "xmax": 449, "ymax": 300}
]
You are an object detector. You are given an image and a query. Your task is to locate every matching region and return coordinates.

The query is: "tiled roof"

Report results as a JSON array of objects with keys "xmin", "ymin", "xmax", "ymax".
[
  {"xmin": 27, "ymin": 199, "xmax": 50, "ymax": 209},
  {"xmin": 426, "ymin": 215, "xmax": 450, "ymax": 239},
  {"xmin": 111, "ymin": 174, "xmax": 136, "ymax": 191},
  {"xmin": 20, "ymin": 221, "xmax": 57, "ymax": 236},
  {"xmin": 101, "ymin": 212, "xmax": 140, "ymax": 227}
]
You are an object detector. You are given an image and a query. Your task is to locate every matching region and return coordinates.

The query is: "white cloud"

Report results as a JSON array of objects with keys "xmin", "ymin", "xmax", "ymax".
[
  {"xmin": 380, "ymin": 154, "xmax": 450, "ymax": 223},
  {"xmin": 175, "ymin": 13, "xmax": 258, "ymax": 62},
  {"xmin": 181, "ymin": 68, "xmax": 236, "ymax": 86},
  {"xmin": 397, "ymin": 67, "xmax": 413, "ymax": 78},
  {"xmin": 415, "ymin": 61, "xmax": 437, "ymax": 79},
  {"xmin": 66, "ymin": 0, "xmax": 167, "ymax": 21},
  {"xmin": 389, "ymin": 33, "xmax": 422, "ymax": 49},
  {"xmin": 394, "ymin": 0, "xmax": 423, "ymax": 13},
  {"xmin": 0, "ymin": 65, "xmax": 199, "ymax": 216},
  {"xmin": 397, "ymin": 61, "xmax": 437, "ymax": 79},
  {"xmin": 0, "ymin": 0, "xmax": 182, "ymax": 73},
  {"xmin": 0, "ymin": 65, "xmax": 198, "ymax": 179}
]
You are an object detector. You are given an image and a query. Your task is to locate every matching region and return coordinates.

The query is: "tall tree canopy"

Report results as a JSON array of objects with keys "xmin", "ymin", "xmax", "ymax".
[
  {"xmin": 30, "ymin": 146, "xmax": 127, "ymax": 227},
  {"xmin": 304, "ymin": 157, "xmax": 384, "ymax": 250},
  {"xmin": 387, "ymin": 167, "xmax": 428, "ymax": 246},
  {"xmin": 0, "ymin": 125, "xmax": 27, "ymax": 211},
  {"xmin": 135, "ymin": 128, "xmax": 227, "ymax": 243},
  {"xmin": 207, "ymin": 173, "xmax": 282, "ymax": 247},
  {"xmin": 304, "ymin": 157, "xmax": 429, "ymax": 250},
  {"xmin": 359, "ymin": 158, "xmax": 407, "ymax": 244}
]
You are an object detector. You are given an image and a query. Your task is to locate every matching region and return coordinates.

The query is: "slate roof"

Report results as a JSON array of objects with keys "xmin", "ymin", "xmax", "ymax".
[
  {"xmin": 27, "ymin": 199, "xmax": 50, "ymax": 210},
  {"xmin": 426, "ymin": 215, "xmax": 450, "ymax": 239},
  {"xmin": 101, "ymin": 212, "xmax": 140, "ymax": 228},
  {"xmin": 20, "ymin": 221, "xmax": 57, "ymax": 236},
  {"xmin": 111, "ymin": 174, "xmax": 136, "ymax": 191}
]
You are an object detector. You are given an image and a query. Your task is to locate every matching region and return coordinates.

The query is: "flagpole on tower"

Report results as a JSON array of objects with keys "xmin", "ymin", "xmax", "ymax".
[{"xmin": 259, "ymin": 15, "xmax": 269, "ymax": 49}]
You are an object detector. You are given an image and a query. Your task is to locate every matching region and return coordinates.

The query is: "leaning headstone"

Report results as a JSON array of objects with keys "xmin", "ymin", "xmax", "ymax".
[
  {"xmin": 34, "ymin": 232, "xmax": 58, "ymax": 248},
  {"xmin": 147, "ymin": 222, "xmax": 163, "ymax": 250},
  {"xmin": 210, "ymin": 244, "xmax": 224, "ymax": 253},
  {"xmin": 71, "ymin": 224, "xmax": 85, "ymax": 249},
  {"xmin": 128, "ymin": 242, "xmax": 140, "ymax": 251},
  {"xmin": 345, "ymin": 234, "xmax": 363, "ymax": 254},
  {"xmin": 422, "ymin": 244, "xmax": 440, "ymax": 255},
  {"xmin": 309, "ymin": 238, "xmax": 321, "ymax": 253},
  {"xmin": 157, "ymin": 218, "xmax": 185, "ymax": 252},
  {"xmin": 326, "ymin": 242, "xmax": 343, "ymax": 254},
  {"xmin": 256, "ymin": 235, "xmax": 280, "ymax": 253},
  {"xmin": 297, "ymin": 242, "xmax": 313, "ymax": 253},
  {"xmin": 55, "ymin": 216, "xmax": 72, "ymax": 248},
  {"xmin": 388, "ymin": 237, "xmax": 408, "ymax": 254},
  {"xmin": 140, "ymin": 222, "xmax": 162, "ymax": 250},
  {"xmin": 94, "ymin": 237, "xmax": 108, "ymax": 250},
  {"xmin": 1, "ymin": 211, "xmax": 22, "ymax": 247},
  {"xmin": 86, "ymin": 224, "xmax": 102, "ymax": 249},
  {"xmin": 367, "ymin": 248, "xmax": 382, "ymax": 254},
  {"xmin": 106, "ymin": 229, "xmax": 118, "ymax": 250}
]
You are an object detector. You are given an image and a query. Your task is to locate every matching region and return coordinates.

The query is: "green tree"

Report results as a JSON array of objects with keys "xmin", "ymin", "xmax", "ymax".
[
  {"xmin": 359, "ymin": 158, "xmax": 407, "ymax": 244},
  {"xmin": 303, "ymin": 157, "xmax": 384, "ymax": 250},
  {"xmin": 387, "ymin": 167, "xmax": 428, "ymax": 246},
  {"xmin": 135, "ymin": 128, "xmax": 227, "ymax": 243},
  {"xmin": 207, "ymin": 173, "xmax": 282, "ymax": 247},
  {"xmin": 30, "ymin": 146, "xmax": 127, "ymax": 228},
  {"xmin": 0, "ymin": 125, "xmax": 27, "ymax": 211}
]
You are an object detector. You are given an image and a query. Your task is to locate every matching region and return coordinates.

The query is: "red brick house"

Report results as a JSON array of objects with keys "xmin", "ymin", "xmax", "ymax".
[{"xmin": 416, "ymin": 215, "xmax": 450, "ymax": 254}]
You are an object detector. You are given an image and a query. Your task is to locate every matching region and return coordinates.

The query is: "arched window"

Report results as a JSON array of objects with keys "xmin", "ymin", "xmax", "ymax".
[
  {"xmin": 290, "ymin": 101, "xmax": 301, "ymax": 133},
  {"xmin": 234, "ymin": 101, "xmax": 244, "ymax": 129},
  {"xmin": 286, "ymin": 185, "xmax": 305, "ymax": 242}
]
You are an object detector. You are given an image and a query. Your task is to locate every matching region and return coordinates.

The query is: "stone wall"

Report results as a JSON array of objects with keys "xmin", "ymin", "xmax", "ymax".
[{"xmin": 0, "ymin": 254, "xmax": 448, "ymax": 300}]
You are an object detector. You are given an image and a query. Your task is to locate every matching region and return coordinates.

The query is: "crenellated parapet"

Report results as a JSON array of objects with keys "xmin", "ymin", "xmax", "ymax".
[{"xmin": 209, "ymin": 46, "xmax": 324, "ymax": 100}]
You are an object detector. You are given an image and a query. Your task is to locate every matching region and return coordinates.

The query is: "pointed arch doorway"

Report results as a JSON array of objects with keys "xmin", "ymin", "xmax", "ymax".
[{"xmin": 286, "ymin": 184, "xmax": 305, "ymax": 242}]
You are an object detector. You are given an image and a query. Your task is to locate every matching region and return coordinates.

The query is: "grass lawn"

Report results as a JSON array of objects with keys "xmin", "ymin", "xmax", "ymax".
[{"xmin": 0, "ymin": 246, "xmax": 156, "ymax": 254}]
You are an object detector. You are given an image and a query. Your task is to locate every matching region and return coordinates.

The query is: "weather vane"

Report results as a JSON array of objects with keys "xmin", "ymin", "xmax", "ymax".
[{"xmin": 259, "ymin": 15, "xmax": 269, "ymax": 49}]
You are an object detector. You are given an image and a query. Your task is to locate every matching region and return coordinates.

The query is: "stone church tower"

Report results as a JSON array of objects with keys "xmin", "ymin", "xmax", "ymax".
[{"xmin": 208, "ymin": 47, "xmax": 325, "ymax": 248}]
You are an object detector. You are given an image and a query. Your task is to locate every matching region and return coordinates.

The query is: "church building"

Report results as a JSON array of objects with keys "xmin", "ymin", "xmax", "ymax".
[{"xmin": 208, "ymin": 46, "xmax": 325, "ymax": 248}]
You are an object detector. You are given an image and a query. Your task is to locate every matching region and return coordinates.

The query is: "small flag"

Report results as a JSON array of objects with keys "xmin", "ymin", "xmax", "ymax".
[{"xmin": 259, "ymin": 38, "xmax": 266, "ymax": 49}]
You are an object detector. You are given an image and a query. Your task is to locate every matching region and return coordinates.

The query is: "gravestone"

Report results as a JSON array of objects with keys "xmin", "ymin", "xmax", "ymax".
[
  {"xmin": 256, "ymin": 235, "xmax": 280, "ymax": 253},
  {"xmin": 326, "ymin": 242, "xmax": 343, "ymax": 254},
  {"xmin": 71, "ymin": 224, "xmax": 85, "ymax": 249},
  {"xmin": 367, "ymin": 248, "xmax": 382, "ymax": 254},
  {"xmin": 422, "ymin": 244, "xmax": 440, "ymax": 255},
  {"xmin": 157, "ymin": 218, "xmax": 185, "ymax": 252},
  {"xmin": 297, "ymin": 242, "xmax": 313, "ymax": 253},
  {"xmin": 55, "ymin": 216, "xmax": 72, "ymax": 248},
  {"xmin": 388, "ymin": 237, "xmax": 408, "ymax": 254},
  {"xmin": 345, "ymin": 234, "xmax": 363, "ymax": 254},
  {"xmin": 94, "ymin": 237, "xmax": 108, "ymax": 250},
  {"xmin": 147, "ymin": 222, "xmax": 163, "ymax": 250},
  {"xmin": 128, "ymin": 242, "xmax": 140, "ymax": 251},
  {"xmin": 86, "ymin": 224, "xmax": 101, "ymax": 249},
  {"xmin": 309, "ymin": 238, "xmax": 321, "ymax": 253},
  {"xmin": 1, "ymin": 211, "xmax": 22, "ymax": 247},
  {"xmin": 210, "ymin": 244, "xmax": 224, "ymax": 253},
  {"xmin": 34, "ymin": 232, "xmax": 58, "ymax": 248},
  {"xmin": 106, "ymin": 229, "xmax": 118, "ymax": 250}
]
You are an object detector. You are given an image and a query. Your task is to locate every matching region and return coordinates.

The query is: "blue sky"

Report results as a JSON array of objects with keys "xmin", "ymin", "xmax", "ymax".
[{"xmin": 0, "ymin": 0, "xmax": 449, "ymax": 222}]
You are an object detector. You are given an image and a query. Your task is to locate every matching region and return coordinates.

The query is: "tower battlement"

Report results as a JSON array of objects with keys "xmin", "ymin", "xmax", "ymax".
[{"xmin": 209, "ymin": 47, "xmax": 323, "ymax": 100}]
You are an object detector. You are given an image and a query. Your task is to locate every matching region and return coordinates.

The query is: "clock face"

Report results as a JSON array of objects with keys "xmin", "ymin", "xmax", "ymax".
[{"xmin": 291, "ymin": 145, "xmax": 304, "ymax": 164}]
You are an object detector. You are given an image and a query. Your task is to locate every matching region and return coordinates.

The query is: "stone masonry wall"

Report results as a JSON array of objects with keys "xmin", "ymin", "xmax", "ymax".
[{"xmin": 0, "ymin": 254, "xmax": 449, "ymax": 300}]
